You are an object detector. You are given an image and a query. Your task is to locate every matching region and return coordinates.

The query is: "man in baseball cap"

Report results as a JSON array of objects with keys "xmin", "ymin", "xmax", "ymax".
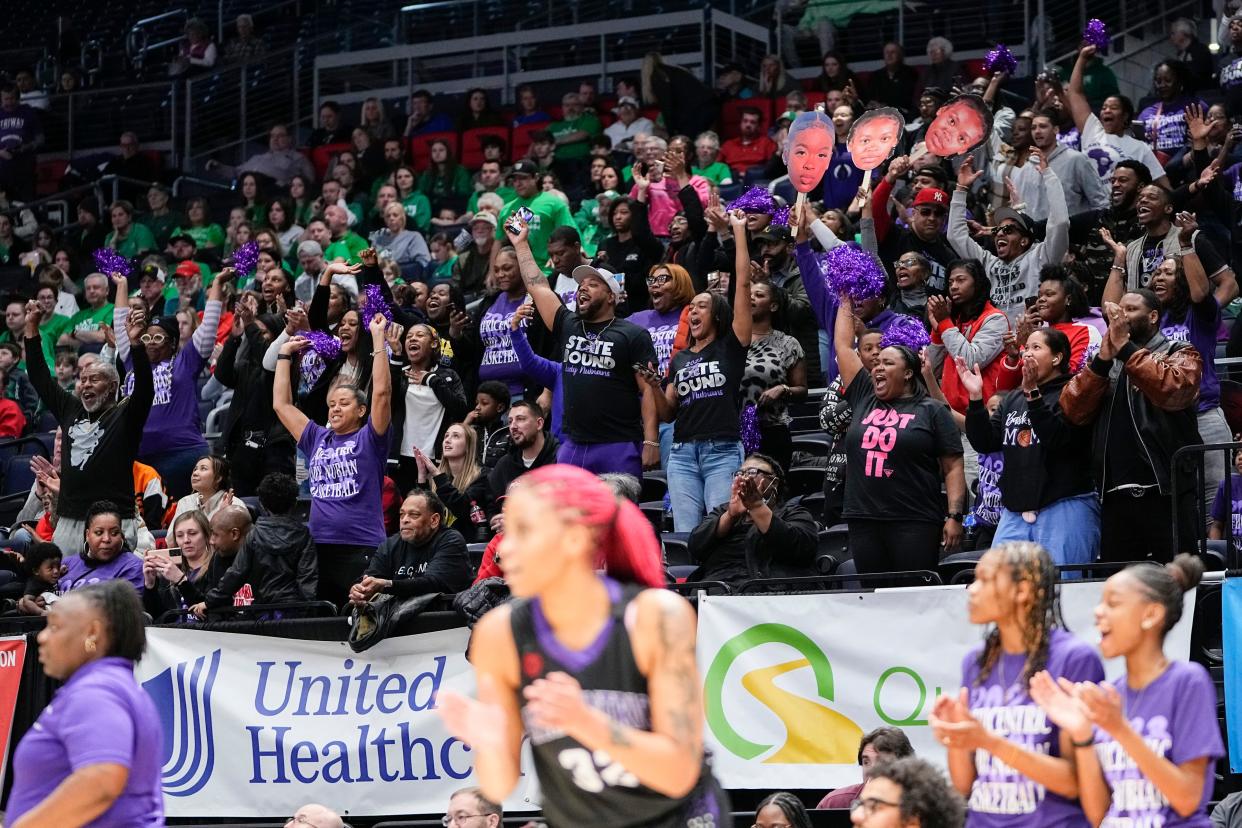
[
  {"xmin": 874, "ymin": 183, "xmax": 956, "ymax": 293},
  {"xmin": 494, "ymin": 159, "xmax": 574, "ymax": 275}
]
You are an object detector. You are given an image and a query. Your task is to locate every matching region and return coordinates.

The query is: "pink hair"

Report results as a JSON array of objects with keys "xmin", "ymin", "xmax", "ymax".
[{"xmin": 519, "ymin": 464, "xmax": 665, "ymax": 588}]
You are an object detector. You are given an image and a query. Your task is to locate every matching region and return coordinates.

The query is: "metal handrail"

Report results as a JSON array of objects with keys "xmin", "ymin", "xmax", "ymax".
[
  {"xmin": 126, "ymin": 9, "xmax": 190, "ymax": 64},
  {"xmin": 1171, "ymin": 441, "xmax": 1242, "ymax": 569},
  {"xmin": 171, "ymin": 175, "xmax": 235, "ymax": 198},
  {"xmin": 1045, "ymin": 0, "xmax": 1200, "ymax": 69}
]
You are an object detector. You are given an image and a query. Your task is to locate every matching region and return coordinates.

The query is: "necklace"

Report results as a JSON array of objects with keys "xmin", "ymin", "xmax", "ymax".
[{"xmin": 581, "ymin": 317, "xmax": 616, "ymax": 342}]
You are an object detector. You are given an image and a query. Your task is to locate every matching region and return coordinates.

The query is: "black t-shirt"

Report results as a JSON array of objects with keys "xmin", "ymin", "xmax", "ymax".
[
  {"xmin": 1136, "ymin": 232, "xmax": 1227, "ymax": 289},
  {"xmin": 841, "ymin": 371, "xmax": 962, "ymax": 522},
  {"xmin": 554, "ymin": 306, "xmax": 656, "ymax": 444},
  {"xmin": 880, "ymin": 229, "xmax": 957, "ymax": 293},
  {"xmin": 667, "ymin": 329, "xmax": 748, "ymax": 443}
]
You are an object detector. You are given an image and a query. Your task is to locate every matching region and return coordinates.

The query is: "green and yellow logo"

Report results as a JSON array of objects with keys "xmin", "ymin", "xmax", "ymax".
[{"xmin": 704, "ymin": 623, "xmax": 864, "ymax": 764}]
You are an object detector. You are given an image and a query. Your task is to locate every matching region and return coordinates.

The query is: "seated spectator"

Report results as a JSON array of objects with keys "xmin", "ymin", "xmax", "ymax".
[
  {"xmin": 465, "ymin": 380, "xmax": 512, "ymax": 467},
  {"xmin": 418, "ymin": 141, "xmax": 472, "ymax": 215},
  {"xmin": 101, "ymin": 133, "xmax": 159, "ymax": 201},
  {"xmin": 757, "ymin": 54, "xmax": 798, "ymax": 98},
  {"xmin": 171, "ymin": 17, "xmax": 217, "ymax": 75},
  {"xmin": 370, "ymin": 202, "xmax": 431, "ymax": 275},
  {"xmin": 207, "ymin": 507, "xmax": 252, "ymax": 592},
  {"xmin": 348, "ymin": 490, "xmax": 471, "ymax": 604},
  {"xmin": 444, "ymin": 788, "xmax": 501, "ymax": 828},
  {"xmin": 866, "ymin": 43, "xmax": 919, "ymax": 116},
  {"xmin": 692, "ymin": 131, "xmax": 734, "ymax": 186},
  {"xmin": 920, "ymin": 37, "xmax": 961, "ymax": 97},
  {"xmin": 284, "ymin": 804, "xmax": 344, "ymax": 828},
  {"xmin": 0, "ymin": 363, "xmax": 27, "ymax": 437},
  {"xmin": 426, "ymin": 233, "xmax": 457, "ymax": 284},
  {"xmin": 549, "ymin": 92, "xmax": 602, "ymax": 166},
  {"xmin": 852, "ymin": 757, "xmax": 966, "ymax": 828},
  {"xmin": 323, "ymin": 205, "xmax": 368, "ymax": 264},
  {"xmin": 818, "ymin": 727, "xmax": 916, "ymax": 808},
  {"xmin": 223, "ymin": 13, "xmax": 266, "ymax": 63},
  {"xmin": 58, "ymin": 501, "xmax": 144, "ymax": 594},
  {"xmin": 833, "ymin": 296, "xmax": 965, "ymax": 574},
  {"xmin": 714, "ymin": 62, "xmax": 755, "ymax": 101},
  {"xmin": 172, "ymin": 197, "xmax": 226, "ymax": 250},
  {"xmin": 458, "ymin": 88, "xmax": 503, "ymax": 131},
  {"xmin": 466, "ymin": 160, "xmax": 515, "ymax": 217},
  {"xmin": 754, "ymin": 792, "xmax": 812, "ymax": 828},
  {"xmin": 310, "ymin": 100, "xmax": 351, "ymax": 149},
  {"xmin": 171, "ymin": 455, "xmax": 249, "ymax": 524},
  {"xmin": 15, "ymin": 542, "xmax": 62, "ymax": 616},
  {"xmin": 483, "ymin": 400, "xmax": 559, "ymax": 530},
  {"xmin": 686, "ymin": 453, "xmax": 817, "ymax": 585},
  {"xmin": 603, "ymin": 97, "xmax": 654, "ymax": 155},
  {"xmin": 132, "ymin": 460, "xmax": 168, "ymax": 533},
  {"xmin": 404, "ymin": 89, "xmax": 453, "ymax": 137},
  {"xmin": 191, "ymin": 472, "xmax": 317, "ymax": 616},
  {"xmin": 718, "ymin": 107, "xmax": 778, "ymax": 176},
  {"xmin": 207, "ymin": 124, "xmax": 315, "ymax": 189},
  {"xmin": 142, "ymin": 510, "xmax": 222, "ymax": 619},
  {"xmin": 512, "ymin": 84, "xmax": 551, "ymax": 126}
]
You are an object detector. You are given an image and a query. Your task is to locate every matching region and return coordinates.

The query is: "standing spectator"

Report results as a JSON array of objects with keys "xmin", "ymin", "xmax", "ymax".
[
  {"xmin": 741, "ymin": 282, "xmax": 807, "ymax": 469},
  {"xmin": 1210, "ymin": 449, "xmax": 1242, "ymax": 548},
  {"xmin": 1120, "ymin": 186, "xmax": 1235, "ymax": 297},
  {"xmin": 1138, "ymin": 61, "xmax": 1205, "ymax": 154},
  {"xmin": 466, "ymin": 380, "xmax": 512, "ymax": 467},
  {"xmin": 0, "ymin": 362, "xmax": 26, "ymax": 437},
  {"xmin": 1068, "ymin": 161, "xmax": 1149, "ymax": 303},
  {"xmin": 494, "ymin": 160, "xmax": 574, "ymax": 275},
  {"xmin": 310, "ymin": 101, "xmax": 351, "ymax": 149},
  {"xmin": 1060, "ymin": 291, "xmax": 1202, "ymax": 562},
  {"xmin": 631, "ymin": 142, "xmax": 710, "ymax": 242},
  {"xmin": 274, "ymin": 313, "xmax": 392, "ymax": 606},
  {"xmin": 718, "ymin": 107, "xmax": 778, "ymax": 177},
  {"xmin": 1014, "ymin": 111, "xmax": 1108, "ymax": 220},
  {"xmin": 223, "ymin": 14, "xmax": 266, "ymax": 63},
  {"xmin": 1066, "ymin": 47, "xmax": 1168, "ymax": 185},
  {"xmin": 602, "ymin": 193, "xmax": 663, "ymax": 312},
  {"xmin": 6, "ymin": 580, "xmax": 162, "ymax": 827},
  {"xmin": 646, "ymin": 211, "xmax": 754, "ymax": 531},
  {"xmin": 171, "ymin": 18, "xmax": 217, "ymax": 74},
  {"xmin": 640, "ymin": 53, "xmax": 718, "ymax": 139},
  {"xmin": 549, "ymin": 92, "xmax": 602, "ymax": 168},
  {"xmin": 602, "ymin": 97, "xmax": 654, "ymax": 155},
  {"xmin": 866, "ymin": 43, "xmax": 919, "ymax": 116},
  {"xmin": 348, "ymin": 490, "xmax": 472, "ymax": 604},
  {"xmin": 959, "ymin": 329, "xmax": 1099, "ymax": 563},
  {"xmin": 65, "ymin": 273, "xmax": 114, "ymax": 353},
  {"xmin": 450, "ymin": 214, "xmax": 495, "ymax": 298},
  {"xmin": 949, "ymin": 155, "xmax": 1069, "ymax": 321},
  {"xmin": 833, "ymin": 294, "xmax": 966, "ymax": 574},
  {"xmin": 0, "ymin": 84, "xmax": 42, "ymax": 202},
  {"xmin": 927, "ymin": 260, "xmax": 1011, "ymax": 417},
  {"xmin": 871, "ymin": 171, "xmax": 956, "ymax": 292},
  {"xmin": 403, "ymin": 90, "xmax": 453, "ymax": 137},
  {"xmin": 207, "ymin": 124, "xmax": 314, "ymax": 189},
  {"xmin": 1170, "ymin": 18, "xmax": 1214, "ymax": 94},
  {"xmin": 1019, "ymin": 265, "xmax": 1098, "ymax": 372},
  {"xmin": 390, "ymin": 321, "xmax": 468, "ymax": 489},
  {"xmin": 1220, "ymin": 12, "xmax": 1242, "ymax": 117},
  {"xmin": 191, "ymin": 472, "xmax": 318, "ymax": 616},
  {"xmin": 475, "ymin": 248, "xmax": 541, "ymax": 400}
]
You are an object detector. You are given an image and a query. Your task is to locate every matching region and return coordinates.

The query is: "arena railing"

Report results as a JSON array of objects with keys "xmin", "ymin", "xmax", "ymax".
[{"xmin": 1171, "ymin": 440, "xmax": 1242, "ymax": 570}]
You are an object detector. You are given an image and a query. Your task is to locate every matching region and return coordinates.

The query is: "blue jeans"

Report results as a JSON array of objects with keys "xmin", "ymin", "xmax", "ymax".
[
  {"xmin": 992, "ymin": 493, "xmax": 1100, "ymax": 566},
  {"xmin": 658, "ymin": 422, "xmax": 673, "ymax": 470},
  {"xmin": 667, "ymin": 439, "xmax": 744, "ymax": 532}
]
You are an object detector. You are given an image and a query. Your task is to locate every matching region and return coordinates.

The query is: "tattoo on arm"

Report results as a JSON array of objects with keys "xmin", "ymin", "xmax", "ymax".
[
  {"xmin": 609, "ymin": 720, "xmax": 633, "ymax": 748},
  {"xmin": 658, "ymin": 603, "xmax": 699, "ymax": 749}
]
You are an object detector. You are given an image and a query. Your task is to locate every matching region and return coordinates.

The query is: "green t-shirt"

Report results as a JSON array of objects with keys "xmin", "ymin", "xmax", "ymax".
[
  {"xmin": 430, "ymin": 256, "xmax": 457, "ymax": 285},
  {"xmin": 549, "ymin": 113, "xmax": 603, "ymax": 160},
  {"xmin": 139, "ymin": 210, "xmax": 185, "ymax": 248},
  {"xmin": 104, "ymin": 223, "xmax": 158, "ymax": 260},
  {"xmin": 68, "ymin": 304, "xmax": 114, "ymax": 339},
  {"xmin": 174, "ymin": 224, "xmax": 227, "ymax": 249},
  {"xmin": 692, "ymin": 161, "xmax": 734, "ymax": 186},
  {"xmin": 467, "ymin": 186, "xmax": 516, "ymax": 215},
  {"xmin": 38, "ymin": 315, "xmax": 73, "ymax": 368},
  {"xmin": 323, "ymin": 231, "xmax": 368, "ymax": 265},
  {"xmin": 402, "ymin": 192, "xmax": 433, "ymax": 233},
  {"xmin": 495, "ymin": 192, "xmax": 574, "ymax": 274}
]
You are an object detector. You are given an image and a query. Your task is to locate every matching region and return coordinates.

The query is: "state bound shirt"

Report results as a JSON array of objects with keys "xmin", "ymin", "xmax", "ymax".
[
  {"xmin": 553, "ymin": 306, "xmax": 655, "ymax": 445},
  {"xmin": 667, "ymin": 329, "xmax": 748, "ymax": 443}
]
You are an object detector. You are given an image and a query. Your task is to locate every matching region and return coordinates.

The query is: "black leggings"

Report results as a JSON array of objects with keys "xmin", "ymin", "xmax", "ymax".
[
  {"xmin": 847, "ymin": 519, "xmax": 943, "ymax": 575},
  {"xmin": 315, "ymin": 543, "xmax": 372, "ymax": 611}
]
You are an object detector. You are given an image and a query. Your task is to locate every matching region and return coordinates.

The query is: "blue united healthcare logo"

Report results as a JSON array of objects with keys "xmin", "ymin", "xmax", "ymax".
[{"xmin": 142, "ymin": 649, "xmax": 221, "ymax": 797}]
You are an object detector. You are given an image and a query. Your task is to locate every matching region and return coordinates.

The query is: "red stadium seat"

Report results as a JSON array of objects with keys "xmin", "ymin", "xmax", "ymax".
[
  {"xmin": 962, "ymin": 58, "xmax": 987, "ymax": 81},
  {"xmin": 460, "ymin": 126, "xmax": 510, "ymax": 170},
  {"xmin": 408, "ymin": 131, "xmax": 459, "ymax": 172},
  {"xmin": 510, "ymin": 122, "xmax": 546, "ymax": 162},
  {"xmin": 720, "ymin": 98, "xmax": 770, "ymax": 140},
  {"xmin": 782, "ymin": 91, "xmax": 827, "ymax": 114},
  {"xmin": 35, "ymin": 160, "xmax": 68, "ymax": 197},
  {"xmin": 310, "ymin": 143, "xmax": 351, "ymax": 179}
]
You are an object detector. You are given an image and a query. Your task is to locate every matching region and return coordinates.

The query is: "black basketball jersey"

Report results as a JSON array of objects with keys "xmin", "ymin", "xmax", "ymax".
[{"xmin": 508, "ymin": 578, "xmax": 727, "ymax": 828}]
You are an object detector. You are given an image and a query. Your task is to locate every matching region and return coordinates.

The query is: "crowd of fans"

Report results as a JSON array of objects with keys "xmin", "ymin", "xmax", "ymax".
[{"xmin": 0, "ymin": 7, "xmax": 1239, "ymax": 824}]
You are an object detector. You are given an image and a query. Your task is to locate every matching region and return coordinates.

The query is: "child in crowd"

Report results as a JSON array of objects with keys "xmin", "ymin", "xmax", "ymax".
[
  {"xmin": 465, "ymin": 380, "xmax": 511, "ymax": 467},
  {"xmin": 969, "ymin": 394, "xmax": 1005, "ymax": 551},
  {"xmin": 427, "ymin": 232, "xmax": 457, "ymax": 285},
  {"xmin": 1209, "ymin": 447, "xmax": 1242, "ymax": 549},
  {"xmin": 54, "ymin": 352, "xmax": 77, "ymax": 392},
  {"xmin": 16, "ymin": 542, "xmax": 63, "ymax": 616}
]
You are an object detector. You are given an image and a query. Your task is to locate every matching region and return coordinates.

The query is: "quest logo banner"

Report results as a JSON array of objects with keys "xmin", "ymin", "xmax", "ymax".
[
  {"xmin": 136, "ymin": 627, "xmax": 540, "ymax": 818},
  {"xmin": 697, "ymin": 583, "xmax": 1194, "ymax": 789}
]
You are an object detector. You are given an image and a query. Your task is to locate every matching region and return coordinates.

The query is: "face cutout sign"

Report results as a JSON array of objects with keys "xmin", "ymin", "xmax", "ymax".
[
  {"xmin": 784, "ymin": 110, "xmax": 835, "ymax": 193},
  {"xmin": 924, "ymin": 93, "xmax": 993, "ymax": 158},
  {"xmin": 846, "ymin": 107, "xmax": 906, "ymax": 171}
]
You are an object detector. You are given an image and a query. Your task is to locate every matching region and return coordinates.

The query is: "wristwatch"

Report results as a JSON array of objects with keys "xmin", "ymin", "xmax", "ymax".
[
  {"xmin": 946, "ymin": 513, "xmax": 964, "ymax": 523},
  {"xmin": 1024, "ymin": 387, "xmax": 1042, "ymax": 402}
]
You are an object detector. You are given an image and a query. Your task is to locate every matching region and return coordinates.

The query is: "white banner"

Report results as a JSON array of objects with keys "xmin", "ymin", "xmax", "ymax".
[
  {"xmin": 695, "ymin": 582, "xmax": 1195, "ymax": 790},
  {"xmin": 135, "ymin": 627, "xmax": 540, "ymax": 818}
]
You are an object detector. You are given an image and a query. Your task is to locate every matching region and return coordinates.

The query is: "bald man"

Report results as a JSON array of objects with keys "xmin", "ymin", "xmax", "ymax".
[
  {"xmin": 209, "ymin": 508, "xmax": 251, "ymax": 561},
  {"xmin": 285, "ymin": 803, "xmax": 344, "ymax": 828}
]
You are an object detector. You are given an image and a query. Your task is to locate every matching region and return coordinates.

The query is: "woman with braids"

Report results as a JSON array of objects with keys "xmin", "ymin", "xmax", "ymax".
[
  {"xmin": 930, "ymin": 542, "xmax": 1104, "ymax": 828},
  {"xmin": 1032, "ymin": 555, "xmax": 1222, "ymax": 828},
  {"xmin": 438, "ymin": 464, "xmax": 729, "ymax": 828},
  {"xmin": 754, "ymin": 791, "xmax": 812, "ymax": 828}
]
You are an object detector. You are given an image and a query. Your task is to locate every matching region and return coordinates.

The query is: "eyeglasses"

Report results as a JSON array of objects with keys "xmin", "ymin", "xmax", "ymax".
[
  {"xmin": 646, "ymin": 273, "xmax": 671, "ymax": 286},
  {"xmin": 733, "ymin": 468, "xmax": 772, "ymax": 480},
  {"xmin": 994, "ymin": 224, "xmax": 1023, "ymax": 236},
  {"xmin": 850, "ymin": 797, "xmax": 900, "ymax": 816},
  {"xmin": 914, "ymin": 207, "xmax": 943, "ymax": 217},
  {"xmin": 442, "ymin": 815, "xmax": 488, "ymax": 827},
  {"xmin": 893, "ymin": 258, "xmax": 922, "ymax": 269},
  {"xmin": 139, "ymin": 333, "xmax": 168, "ymax": 344},
  {"xmin": 751, "ymin": 823, "xmax": 794, "ymax": 828},
  {"xmin": 286, "ymin": 817, "xmax": 322, "ymax": 827}
]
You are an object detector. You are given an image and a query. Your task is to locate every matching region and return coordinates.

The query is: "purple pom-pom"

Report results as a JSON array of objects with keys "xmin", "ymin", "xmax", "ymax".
[
  {"xmin": 360, "ymin": 283, "xmax": 393, "ymax": 324},
  {"xmin": 880, "ymin": 314, "xmax": 931, "ymax": 351},
  {"xmin": 92, "ymin": 248, "xmax": 132, "ymax": 278},
  {"xmin": 739, "ymin": 404, "xmax": 762, "ymax": 456},
  {"xmin": 984, "ymin": 44, "xmax": 1018, "ymax": 76},
  {"xmin": 823, "ymin": 244, "xmax": 886, "ymax": 302},
  {"xmin": 304, "ymin": 330, "xmax": 341, "ymax": 361},
  {"xmin": 1083, "ymin": 18, "xmax": 1109, "ymax": 51},
  {"xmin": 229, "ymin": 241, "xmax": 260, "ymax": 276},
  {"xmin": 770, "ymin": 205, "xmax": 790, "ymax": 227},
  {"xmin": 728, "ymin": 186, "xmax": 777, "ymax": 215}
]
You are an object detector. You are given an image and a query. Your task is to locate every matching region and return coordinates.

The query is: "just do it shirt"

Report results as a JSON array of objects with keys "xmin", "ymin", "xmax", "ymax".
[{"xmin": 840, "ymin": 371, "xmax": 962, "ymax": 523}]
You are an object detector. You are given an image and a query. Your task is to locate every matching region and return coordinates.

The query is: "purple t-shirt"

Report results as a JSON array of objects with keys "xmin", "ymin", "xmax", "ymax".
[
  {"xmin": 1093, "ymin": 661, "xmax": 1223, "ymax": 828},
  {"xmin": 8, "ymin": 657, "xmax": 164, "ymax": 827},
  {"xmin": 1160, "ymin": 297, "xmax": 1220, "ymax": 411},
  {"xmin": 478, "ymin": 293, "xmax": 530, "ymax": 396},
  {"xmin": 628, "ymin": 307, "xmax": 684, "ymax": 376},
  {"xmin": 59, "ymin": 551, "xmax": 145, "ymax": 595},
  {"xmin": 1211, "ymin": 476, "xmax": 1242, "ymax": 546},
  {"xmin": 1138, "ymin": 98, "xmax": 1205, "ymax": 152},
  {"xmin": 124, "ymin": 349, "xmax": 208, "ymax": 456},
  {"xmin": 961, "ymin": 628, "xmax": 1104, "ymax": 828},
  {"xmin": 973, "ymin": 451, "xmax": 1004, "ymax": 527},
  {"xmin": 298, "ymin": 420, "xmax": 390, "ymax": 548}
]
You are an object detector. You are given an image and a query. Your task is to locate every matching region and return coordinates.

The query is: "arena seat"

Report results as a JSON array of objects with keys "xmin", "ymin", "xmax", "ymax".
[
  {"xmin": 460, "ymin": 126, "xmax": 510, "ymax": 169},
  {"xmin": 2, "ymin": 456, "xmax": 35, "ymax": 498},
  {"xmin": 786, "ymin": 465, "xmax": 826, "ymax": 498},
  {"xmin": 310, "ymin": 142, "xmax": 352, "ymax": 179},
  {"xmin": 661, "ymin": 532, "xmax": 692, "ymax": 566},
  {"xmin": 408, "ymin": 131, "xmax": 460, "ymax": 172},
  {"xmin": 510, "ymin": 122, "xmax": 546, "ymax": 162},
  {"xmin": 35, "ymin": 160, "xmax": 69, "ymax": 198}
]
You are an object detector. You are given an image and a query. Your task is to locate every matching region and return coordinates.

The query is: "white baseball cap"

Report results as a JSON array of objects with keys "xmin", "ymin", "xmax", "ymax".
[{"xmin": 572, "ymin": 264, "xmax": 623, "ymax": 296}]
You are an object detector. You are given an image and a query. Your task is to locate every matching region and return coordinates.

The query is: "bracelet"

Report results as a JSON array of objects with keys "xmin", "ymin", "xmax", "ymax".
[
  {"xmin": 1109, "ymin": 265, "xmax": 1125, "ymax": 272},
  {"xmin": 642, "ymin": 440, "xmax": 659, "ymax": 448},
  {"xmin": 276, "ymin": 354, "xmax": 292, "ymax": 361},
  {"xmin": 1070, "ymin": 735, "xmax": 1095, "ymax": 748}
]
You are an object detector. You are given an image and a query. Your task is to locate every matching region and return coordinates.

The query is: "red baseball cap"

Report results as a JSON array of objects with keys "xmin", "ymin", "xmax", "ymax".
[{"xmin": 912, "ymin": 188, "xmax": 949, "ymax": 211}]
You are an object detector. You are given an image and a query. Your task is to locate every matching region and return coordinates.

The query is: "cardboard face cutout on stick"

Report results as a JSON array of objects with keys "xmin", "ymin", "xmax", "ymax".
[
  {"xmin": 783, "ymin": 110, "xmax": 836, "ymax": 193},
  {"xmin": 846, "ymin": 107, "xmax": 906, "ymax": 171},
  {"xmin": 924, "ymin": 94, "xmax": 993, "ymax": 158}
]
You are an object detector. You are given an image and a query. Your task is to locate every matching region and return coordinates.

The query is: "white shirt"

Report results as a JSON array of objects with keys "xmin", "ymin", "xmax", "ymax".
[
  {"xmin": 1080, "ymin": 113, "xmax": 1166, "ymax": 183},
  {"xmin": 401, "ymin": 381, "xmax": 445, "ymax": 459},
  {"xmin": 603, "ymin": 117, "xmax": 655, "ymax": 152}
]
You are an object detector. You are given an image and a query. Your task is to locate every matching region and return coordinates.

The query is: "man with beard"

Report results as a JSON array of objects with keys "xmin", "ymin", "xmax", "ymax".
[
  {"xmin": 1069, "ymin": 159, "xmax": 1148, "ymax": 303},
  {"xmin": 511, "ymin": 218, "xmax": 659, "ymax": 476},
  {"xmin": 1061, "ymin": 290, "xmax": 1203, "ymax": 562},
  {"xmin": 322, "ymin": 204, "xmax": 367, "ymax": 265},
  {"xmin": 493, "ymin": 160, "xmax": 574, "ymax": 276},
  {"xmin": 871, "ymin": 157, "xmax": 955, "ymax": 292},
  {"xmin": 1122, "ymin": 183, "xmax": 1236, "ymax": 303},
  {"xmin": 23, "ymin": 299, "xmax": 154, "ymax": 553},
  {"xmin": 349, "ymin": 490, "xmax": 471, "ymax": 603},
  {"xmin": 483, "ymin": 400, "xmax": 559, "ymax": 528}
]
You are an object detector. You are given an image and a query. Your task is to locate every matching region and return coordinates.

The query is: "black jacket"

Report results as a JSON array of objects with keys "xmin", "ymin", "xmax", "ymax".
[
  {"xmin": 202, "ymin": 514, "xmax": 318, "ymax": 608},
  {"xmin": 424, "ymin": 471, "xmax": 490, "ymax": 543},
  {"xmin": 142, "ymin": 555, "xmax": 228, "ymax": 620},
  {"xmin": 387, "ymin": 360, "xmax": 468, "ymax": 460},
  {"xmin": 216, "ymin": 322, "xmax": 292, "ymax": 449},
  {"xmin": 600, "ymin": 199, "xmax": 662, "ymax": 311},
  {"xmin": 687, "ymin": 501, "xmax": 819, "ymax": 586},
  {"xmin": 363, "ymin": 525, "xmax": 472, "ymax": 597},
  {"xmin": 965, "ymin": 374, "xmax": 1095, "ymax": 513},
  {"xmin": 484, "ymin": 434, "xmax": 561, "ymax": 517}
]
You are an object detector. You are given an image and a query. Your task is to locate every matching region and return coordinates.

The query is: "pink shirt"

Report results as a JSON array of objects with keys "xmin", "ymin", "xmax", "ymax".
[{"xmin": 629, "ymin": 175, "xmax": 710, "ymax": 238}]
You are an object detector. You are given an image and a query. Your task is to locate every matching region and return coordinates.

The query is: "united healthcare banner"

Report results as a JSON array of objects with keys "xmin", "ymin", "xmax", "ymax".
[
  {"xmin": 1223, "ymin": 578, "xmax": 1242, "ymax": 773},
  {"xmin": 135, "ymin": 627, "xmax": 540, "ymax": 818},
  {"xmin": 696, "ymin": 582, "xmax": 1195, "ymax": 790}
]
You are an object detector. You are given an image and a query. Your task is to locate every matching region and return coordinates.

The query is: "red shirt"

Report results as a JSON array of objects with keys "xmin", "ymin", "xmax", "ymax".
[
  {"xmin": 718, "ymin": 135, "xmax": 777, "ymax": 174},
  {"xmin": 473, "ymin": 534, "xmax": 503, "ymax": 583},
  {"xmin": 0, "ymin": 398, "xmax": 25, "ymax": 438}
]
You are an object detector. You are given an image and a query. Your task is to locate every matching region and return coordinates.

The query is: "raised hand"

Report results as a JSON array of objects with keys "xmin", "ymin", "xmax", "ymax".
[
  {"xmin": 728, "ymin": 208, "xmax": 748, "ymax": 232},
  {"xmin": 926, "ymin": 294, "xmax": 950, "ymax": 324},
  {"xmin": 358, "ymin": 248, "xmax": 379, "ymax": 267},
  {"xmin": 386, "ymin": 321, "xmax": 405, "ymax": 356},
  {"xmin": 956, "ymin": 156, "xmax": 984, "ymax": 189},
  {"xmin": 125, "ymin": 307, "xmax": 147, "ymax": 344},
  {"xmin": 100, "ymin": 323, "xmax": 116, "ymax": 351},
  {"xmin": 1098, "ymin": 227, "xmax": 1126, "ymax": 258},
  {"xmin": 1174, "ymin": 211, "xmax": 1199, "ymax": 245},
  {"xmin": 284, "ymin": 305, "xmax": 309, "ymax": 335},
  {"xmin": 1184, "ymin": 102, "xmax": 1211, "ymax": 144},
  {"xmin": 368, "ymin": 312, "xmax": 388, "ymax": 341},
  {"xmin": 954, "ymin": 356, "xmax": 986, "ymax": 400},
  {"xmin": 510, "ymin": 302, "xmax": 535, "ymax": 331},
  {"xmin": 280, "ymin": 336, "xmax": 312, "ymax": 357}
]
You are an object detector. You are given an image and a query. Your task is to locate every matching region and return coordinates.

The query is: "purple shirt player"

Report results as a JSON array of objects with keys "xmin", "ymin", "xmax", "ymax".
[
  {"xmin": 961, "ymin": 628, "xmax": 1104, "ymax": 828},
  {"xmin": 8, "ymin": 657, "xmax": 164, "ymax": 827}
]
